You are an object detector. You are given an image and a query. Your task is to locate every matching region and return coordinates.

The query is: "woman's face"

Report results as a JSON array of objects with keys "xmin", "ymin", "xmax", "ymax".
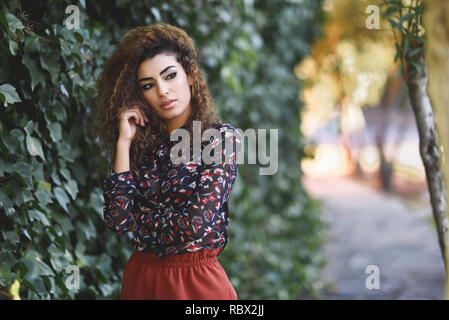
[{"xmin": 137, "ymin": 52, "xmax": 193, "ymax": 129}]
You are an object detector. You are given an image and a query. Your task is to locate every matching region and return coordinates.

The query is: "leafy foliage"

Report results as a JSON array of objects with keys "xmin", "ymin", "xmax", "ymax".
[
  {"xmin": 381, "ymin": 0, "xmax": 425, "ymax": 79},
  {"xmin": 0, "ymin": 0, "xmax": 325, "ymax": 299}
]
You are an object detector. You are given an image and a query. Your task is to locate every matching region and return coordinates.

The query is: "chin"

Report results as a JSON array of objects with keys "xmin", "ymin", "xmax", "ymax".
[{"xmin": 157, "ymin": 107, "xmax": 183, "ymax": 119}]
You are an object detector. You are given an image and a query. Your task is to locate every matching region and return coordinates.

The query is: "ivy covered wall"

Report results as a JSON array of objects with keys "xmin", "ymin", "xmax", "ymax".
[{"xmin": 0, "ymin": 0, "xmax": 325, "ymax": 299}]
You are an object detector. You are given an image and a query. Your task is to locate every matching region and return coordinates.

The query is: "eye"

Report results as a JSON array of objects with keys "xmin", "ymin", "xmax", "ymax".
[
  {"xmin": 141, "ymin": 83, "xmax": 153, "ymax": 90},
  {"xmin": 167, "ymin": 72, "xmax": 177, "ymax": 79},
  {"xmin": 141, "ymin": 72, "xmax": 176, "ymax": 91}
]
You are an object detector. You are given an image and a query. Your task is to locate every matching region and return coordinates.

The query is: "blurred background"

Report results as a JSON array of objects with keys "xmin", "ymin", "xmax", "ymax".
[
  {"xmin": 0, "ymin": 0, "xmax": 445, "ymax": 300},
  {"xmin": 299, "ymin": 0, "xmax": 445, "ymax": 299}
]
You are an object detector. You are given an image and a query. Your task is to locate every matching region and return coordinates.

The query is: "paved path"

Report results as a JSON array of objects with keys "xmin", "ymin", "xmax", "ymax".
[{"xmin": 303, "ymin": 175, "xmax": 446, "ymax": 299}]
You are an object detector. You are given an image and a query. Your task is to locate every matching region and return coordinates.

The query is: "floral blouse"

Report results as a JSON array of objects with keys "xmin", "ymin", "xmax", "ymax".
[{"xmin": 102, "ymin": 122, "xmax": 241, "ymax": 259}]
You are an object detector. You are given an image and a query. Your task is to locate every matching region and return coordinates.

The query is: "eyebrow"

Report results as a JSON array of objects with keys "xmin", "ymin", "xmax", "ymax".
[{"xmin": 138, "ymin": 65, "xmax": 176, "ymax": 83}]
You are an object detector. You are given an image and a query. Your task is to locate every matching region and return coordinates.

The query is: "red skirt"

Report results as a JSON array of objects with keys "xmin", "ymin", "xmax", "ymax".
[{"xmin": 120, "ymin": 248, "xmax": 238, "ymax": 300}]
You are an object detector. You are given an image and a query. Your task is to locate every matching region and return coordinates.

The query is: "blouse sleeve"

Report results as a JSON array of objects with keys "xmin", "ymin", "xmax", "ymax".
[
  {"xmin": 151, "ymin": 126, "xmax": 242, "ymax": 248},
  {"xmin": 102, "ymin": 170, "xmax": 138, "ymax": 234}
]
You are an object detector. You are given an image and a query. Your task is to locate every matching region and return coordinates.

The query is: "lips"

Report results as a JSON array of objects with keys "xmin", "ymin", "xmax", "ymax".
[{"xmin": 160, "ymin": 99, "xmax": 177, "ymax": 108}]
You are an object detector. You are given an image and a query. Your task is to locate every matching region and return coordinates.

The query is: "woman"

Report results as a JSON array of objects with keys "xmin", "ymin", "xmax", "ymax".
[{"xmin": 95, "ymin": 23, "xmax": 241, "ymax": 300}]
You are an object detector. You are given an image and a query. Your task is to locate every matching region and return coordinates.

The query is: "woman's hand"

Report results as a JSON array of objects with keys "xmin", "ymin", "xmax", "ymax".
[{"xmin": 118, "ymin": 105, "xmax": 149, "ymax": 143}]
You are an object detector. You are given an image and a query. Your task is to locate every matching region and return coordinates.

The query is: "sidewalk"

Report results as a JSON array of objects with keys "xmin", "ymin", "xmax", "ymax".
[{"xmin": 303, "ymin": 175, "xmax": 445, "ymax": 299}]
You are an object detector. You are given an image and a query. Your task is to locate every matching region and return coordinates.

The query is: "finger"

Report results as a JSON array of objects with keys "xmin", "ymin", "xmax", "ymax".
[
  {"xmin": 120, "ymin": 110, "xmax": 135, "ymax": 121},
  {"xmin": 134, "ymin": 113, "xmax": 144, "ymax": 126},
  {"xmin": 134, "ymin": 110, "xmax": 143, "ymax": 126},
  {"xmin": 136, "ymin": 110, "xmax": 148, "ymax": 126},
  {"xmin": 127, "ymin": 109, "xmax": 146, "ymax": 126},
  {"xmin": 141, "ymin": 110, "xmax": 149, "ymax": 122},
  {"xmin": 123, "ymin": 109, "xmax": 148, "ymax": 127},
  {"xmin": 122, "ymin": 111, "xmax": 141, "ymax": 126},
  {"xmin": 138, "ymin": 112, "xmax": 145, "ymax": 127}
]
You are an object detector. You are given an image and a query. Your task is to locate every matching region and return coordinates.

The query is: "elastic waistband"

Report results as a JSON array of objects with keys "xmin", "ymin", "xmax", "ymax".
[{"xmin": 131, "ymin": 248, "xmax": 221, "ymax": 268}]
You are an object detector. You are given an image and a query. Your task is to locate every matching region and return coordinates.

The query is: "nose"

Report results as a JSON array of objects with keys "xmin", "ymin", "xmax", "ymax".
[{"xmin": 157, "ymin": 81, "xmax": 169, "ymax": 97}]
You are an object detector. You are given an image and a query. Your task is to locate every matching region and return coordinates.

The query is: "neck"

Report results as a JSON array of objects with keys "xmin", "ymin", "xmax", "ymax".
[{"xmin": 165, "ymin": 104, "xmax": 192, "ymax": 134}]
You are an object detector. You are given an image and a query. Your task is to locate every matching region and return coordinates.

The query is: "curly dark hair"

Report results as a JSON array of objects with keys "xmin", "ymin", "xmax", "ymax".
[{"xmin": 92, "ymin": 23, "xmax": 222, "ymax": 177}]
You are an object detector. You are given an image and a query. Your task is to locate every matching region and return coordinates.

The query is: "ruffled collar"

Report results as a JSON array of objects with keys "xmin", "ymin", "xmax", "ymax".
[{"xmin": 161, "ymin": 122, "xmax": 189, "ymax": 142}]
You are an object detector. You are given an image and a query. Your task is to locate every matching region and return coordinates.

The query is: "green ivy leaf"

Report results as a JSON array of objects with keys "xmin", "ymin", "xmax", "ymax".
[
  {"xmin": 60, "ymin": 168, "xmax": 71, "ymax": 181},
  {"xmin": 51, "ymin": 102, "xmax": 67, "ymax": 122},
  {"xmin": 60, "ymin": 84, "xmax": 69, "ymax": 97},
  {"xmin": 0, "ymin": 83, "xmax": 21, "ymax": 107},
  {"xmin": 387, "ymin": 17, "xmax": 402, "ymax": 31},
  {"xmin": 53, "ymin": 187, "xmax": 70, "ymax": 212},
  {"xmin": 89, "ymin": 192, "xmax": 103, "ymax": 215},
  {"xmin": 24, "ymin": 120, "xmax": 35, "ymax": 136},
  {"xmin": 3, "ymin": 128, "xmax": 25, "ymax": 154},
  {"xmin": 26, "ymin": 135, "xmax": 45, "ymax": 161},
  {"xmin": 12, "ymin": 187, "xmax": 34, "ymax": 206},
  {"xmin": 40, "ymin": 52, "xmax": 61, "ymax": 84},
  {"xmin": 407, "ymin": 47, "xmax": 421, "ymax": 58},
  {"xmin": 58, "ymin": 142, "xmax": 80, "ymax": 163},
  {"xmin": 48, "ymin": 122, "xmax": 62, "ymax": 142},
  {"xmin": 6, "ymin": 13, "xmax": 24, "ymax": 34},
  {"xmin": 37, "ymin": 181, "xmax": 52, "ymax": 193},
  {"xmin": 381, "ymin": 6, "xmax": 397, "ymax": 19},
  {"xmin": 0, "ymin": 191, "xmax": 15, "ymax": 216},
  {"xmin": 9, "ymin": 279, "xmax": 20, "ymax": 300},
  {"xmin": 51, "ymin": 169, "xmax": 62, "ymax": 186},
  {"xmin": 32, "ymin": 159, "xmax": 45, "ymax": 181},
  {"xmin": 3, "ymin": 231, "xmax": 19, "ymax": 244},
  {"xmin": 0, "ymin": 159, "xmax": 8, "ymax": 176},
  {"xmin": 59, "ymin": 38, "xmax": 71, "ymax": 57},
  {"xmin": 11, "ymin": 161, "xmax": 33, "ymax": 186},
  {"xmin": 48, "ymin": 244, "xmax": 72, "ymax": 273},
  {"xmin": 34, "ymin": 188, "xmax": 53, "ymax": 206},
  {"xmin": 410, "ymin": 60, "xmax": 424, "ymax": 75},
  {"xmin": 23, "ymin": 34, "xmax": 40, "ymax": 53},
  {"xmin": 59, "ymin": 216, "xmax": 74, "ymax": 234},
  {"xmin": 64, "ymin": 179, "xmax": 79, "ymax": 201},
  {"xmin": 21, "ymin": 228, "xmax": 32, "ymax": 241},
  {"xmin": 22, "ymin": 56, "xmax": 46, "ymax": 92},
  {"xmin": 74, "ymin": 242, "xmax": 88, "ymax": 267},
  {"xmin": 399, "ymin": 12, "xmax": 414, "ymax": 24},
  {"xmin": 0, "ymin": 252, "xmax": 16, "ymax": 267},
  {"xmin": 0, "ymin": 263, "xmax": 12, "ymax": 287},
  {"xmin": 0, "ymin": 10, "xmax": 8, "ymax": 30},
  {"xmin": 28, "ymin": 209, "xmax": 51, "ymax": 227},
  {"xmin": 9, "ymin": 40, "xmax": 19, "ymax": 56},
  {"xmin": 20, "ymin": 251, "xmax": 55, "ymax": 285}
]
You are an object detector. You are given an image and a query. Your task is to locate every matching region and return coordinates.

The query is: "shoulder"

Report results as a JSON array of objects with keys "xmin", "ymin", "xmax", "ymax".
[
  {"xmin": 211, "ymin": 122, "xmax": 242, "ymax": 157},
  {"xmin": 200, "ymin": 121, "xmax": 242, "ymax": 148},
  {"xmin": 212, "ymin": 122, "xmax": 241, "ymax": 138},
  {"xmin": 213, "ymin": 121, "xmax": 237, "ymax": 130}
]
